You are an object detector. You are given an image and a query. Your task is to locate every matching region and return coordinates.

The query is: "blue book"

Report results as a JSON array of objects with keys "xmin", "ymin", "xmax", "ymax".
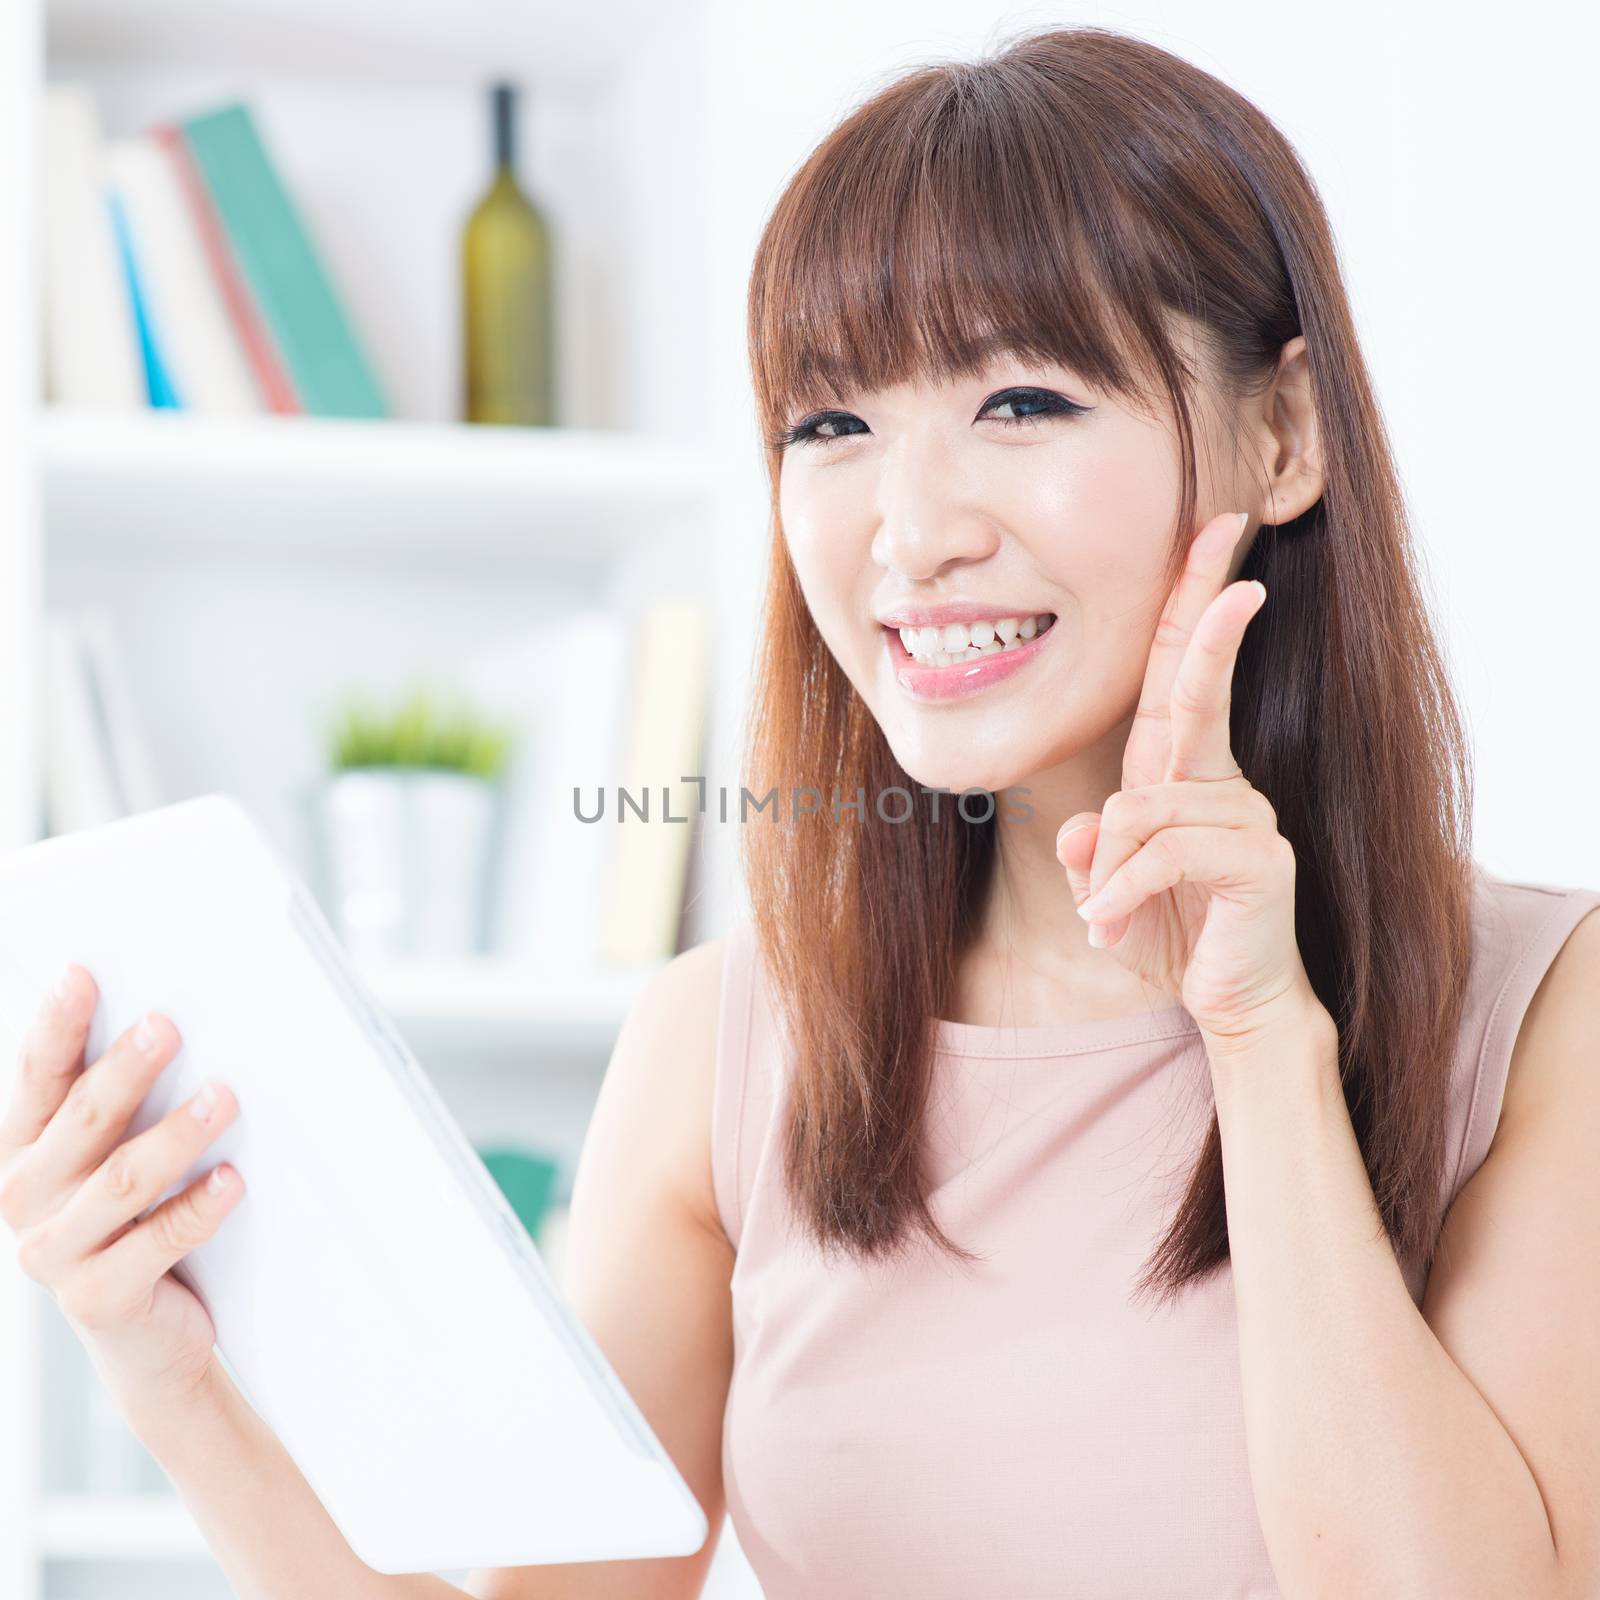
[{"xmin": 107, "ymin": 189, "xmax": 181, "ymax": 409}]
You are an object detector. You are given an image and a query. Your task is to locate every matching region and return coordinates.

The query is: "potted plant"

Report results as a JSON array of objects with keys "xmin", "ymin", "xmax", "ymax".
[{"xmin": 316, "ymin": 686, "xmax": 515, "ymax": 962}]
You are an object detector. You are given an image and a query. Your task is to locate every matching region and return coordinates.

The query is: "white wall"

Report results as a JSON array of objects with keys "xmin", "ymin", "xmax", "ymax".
[{"xmin": 700, "ymin": 0, "xmax": 1600, "ymax": 894}]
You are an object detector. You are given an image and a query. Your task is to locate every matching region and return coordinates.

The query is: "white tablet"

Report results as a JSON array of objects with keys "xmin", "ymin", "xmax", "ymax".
[{"xmin": 0, "ymin": 793, "xmax": 708, "ymax": 1575}]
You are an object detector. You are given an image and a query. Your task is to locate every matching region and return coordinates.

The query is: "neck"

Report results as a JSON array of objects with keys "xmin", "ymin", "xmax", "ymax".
[{"xmin": 948, "ymin": 709, "xmax": 1171, "ymax": 1026}]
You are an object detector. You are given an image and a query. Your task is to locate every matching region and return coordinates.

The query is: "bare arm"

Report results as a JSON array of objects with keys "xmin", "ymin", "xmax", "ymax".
[
  {"xmin": 1213, "ymin": 909, "xmax": 1600, "ymax": 1599},
  {"xmin": 128, "ymin": 1356, "xmax": 467, "ymax": 1599}
]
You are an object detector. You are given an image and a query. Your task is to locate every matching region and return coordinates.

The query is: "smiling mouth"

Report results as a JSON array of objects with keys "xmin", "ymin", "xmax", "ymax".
[{"xmin": 890, "ymin": 613, "xmax": 1057, "ymax": 667}]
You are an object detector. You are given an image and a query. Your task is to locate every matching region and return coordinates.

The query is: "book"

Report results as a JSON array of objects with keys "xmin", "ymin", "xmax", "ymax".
[
  {"xmin": 106, "ymin": 188, "xmax": 180, "ymax": 407},
  {"xmin": 105, "ymin": 135, "xmax": 263, "ymax": 415},
  {"xmin": 41, "ymin": 609, "xmax": 165, "ymax": 837},
  {"xmin": 460, "ymin": 612, "xmax": 632, "ymax": 972},
  {"xmin": 39, "ymin": 86, "xmax": 143, "ymax": 409},
  {"xmin": 152, "ymin": 121, "xmax": 301, "ymax": 415},
  {"xmin": 601, "ymin": 601, "xmax": 710, "ymax": 966},
  {"xmin": 179, "ymin": 102, "xmax": 387, "ymax": 419},
  {"xmin": 75, "ymin": 607, "xmax": 165, "ymax": 818},
  {"xmin": 41, "ymin": 613, "xmax": 120, "ymax": 836}
]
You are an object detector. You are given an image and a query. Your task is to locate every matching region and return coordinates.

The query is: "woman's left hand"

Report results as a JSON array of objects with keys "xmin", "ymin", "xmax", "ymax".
[{"xmin": 1057, "ymin": 510, "xmax": 1327, "ymax": 1055}]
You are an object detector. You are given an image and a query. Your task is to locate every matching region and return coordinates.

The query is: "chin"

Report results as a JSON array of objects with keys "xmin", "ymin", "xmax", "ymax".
[{"xmin": 879, "ymin": 727, "xmax": 1045, "ymax": 802}]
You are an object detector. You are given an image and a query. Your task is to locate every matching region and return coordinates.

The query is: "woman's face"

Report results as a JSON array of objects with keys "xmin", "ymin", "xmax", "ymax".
[{"xmin": 778, "ymin": 341, "xmax": 1249, "ymax": 796}]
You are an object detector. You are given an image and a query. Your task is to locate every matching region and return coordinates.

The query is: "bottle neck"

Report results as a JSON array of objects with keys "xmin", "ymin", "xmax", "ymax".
[{"xmin": 493, "ymin": 86, "xmax": 517, "ymax": 174}]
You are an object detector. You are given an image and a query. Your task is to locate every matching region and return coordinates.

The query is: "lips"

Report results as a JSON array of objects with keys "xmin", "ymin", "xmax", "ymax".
[
  {"xmin": 894, "ymin": 613, "xmax": 1055, "ymax": 665},
  {"xmin": 875, "ymin": 601, "xmax": 1057, "ymax": 629},
  {"xmin": 884, "ymin": 616, "xmax": 1058, "ymax": 703}
]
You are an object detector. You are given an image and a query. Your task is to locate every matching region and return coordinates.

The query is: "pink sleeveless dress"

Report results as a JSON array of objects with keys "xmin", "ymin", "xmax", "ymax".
[{"xmin": 710, "ymin": 862, "xmax": 1600, "ymax": 1599}]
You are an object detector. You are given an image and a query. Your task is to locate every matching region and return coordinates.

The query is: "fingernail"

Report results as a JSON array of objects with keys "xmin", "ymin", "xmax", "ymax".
[
  {"xmin": 1077, "ymin": 891, "xmax": 1105, "ymax": 921},
  {"xmin": 1057, "ymin": 821, "xmax": 1091, "ymax": 847},
  {"xmin": 135, "ymin": 1013, "xmax": 161, "ymax": 1053},
  {"xmin": 190, "ymin": 1082, "xmax": 218, "ymax": 1123},
  {"xmin": 207, "ymin": 1165, "xmax": 230, "ymax": 1194},
  {"xmin": 1237, "ymin": 510, "xmax": 1250, "ymax": 538},
  {"xmin": 53, "ymin": 964, "xmax": 77, "ymax": 1002},
  {"xmin": 1087, "ymin": 922, "xmax": 1108, "ymax": 948}
]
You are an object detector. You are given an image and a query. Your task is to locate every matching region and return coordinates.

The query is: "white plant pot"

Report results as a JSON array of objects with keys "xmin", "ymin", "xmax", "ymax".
[{"xmin": 318, "ymin": 768, "xmax": 498, "ymax": 962}]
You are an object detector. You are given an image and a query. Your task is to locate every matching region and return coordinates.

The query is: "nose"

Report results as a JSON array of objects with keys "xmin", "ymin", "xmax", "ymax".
[{"xmin": 868, "ymin": 430, "xmax": 1000, "ymax": 580}]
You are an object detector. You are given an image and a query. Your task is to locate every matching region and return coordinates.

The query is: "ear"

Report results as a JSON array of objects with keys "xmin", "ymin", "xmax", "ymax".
[{"xmin": 1252, "ymin": 335, "xmax": 1325, "ymax": 525}]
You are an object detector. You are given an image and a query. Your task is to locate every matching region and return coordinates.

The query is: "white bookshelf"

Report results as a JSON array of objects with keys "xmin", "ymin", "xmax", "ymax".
[
  {"xmin": 361, "ymin": 955, "xmax": 662, "ymax": 1060},
  {"xmin": 40, "ymin": 408, "xmax": 731, "ymax": 561},
  {"xmin": 0, "ymin": 0, "xmax": 768, "ymax": 1595}
]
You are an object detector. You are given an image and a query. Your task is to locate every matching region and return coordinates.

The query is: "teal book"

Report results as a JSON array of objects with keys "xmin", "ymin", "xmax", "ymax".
[
  {"xmin": 179, "ymin": 103, "xmax": 387, "ymax": 419},
  {"xmin": 476, "ymin": 1146, "xmax": 561, "ymax": 1242},
  {"xmin": 107, "ymin": 190, "xmax": 181, "ymax": 408}
]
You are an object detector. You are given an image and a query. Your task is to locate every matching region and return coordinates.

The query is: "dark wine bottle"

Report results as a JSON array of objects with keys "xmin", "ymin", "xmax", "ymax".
[{"xmin": 461, "ymin": 83, "xmax": 554, "ymax": 426}]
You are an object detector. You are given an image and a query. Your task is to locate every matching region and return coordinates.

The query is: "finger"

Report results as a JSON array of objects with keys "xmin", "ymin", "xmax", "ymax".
[
  {"xmin": 88, "ymin": 1163, "xmax": 242, "ymax": 1326},
  {"xmin": 1056, "ymin": 817, "xmax": 1099, "ymax": 908},
  {"xmin": 1075, "ymin": 824, "xmax": 1282, "ymax": 931},
  {"xmin": 1075, "ymin": 781, "xmax": 1261, "ymax": 951},
  {"xmin": 18, "ymin": 1078, "xmax": 237, "ymax": 1284},
  {"xmin": 0, "ymin": 964, "xmax": 95, "ymax": 1161},
  {"xmin": 1060, "ymin": 822, "xmax": 1132, "ymax": 949},
  {"xmin": 1122, "ymin": 511, "xmax": 1252, "ymax": 791},
  {"xmin": 1080, "ymin": 778, "xmax": 1263, "ymax": 907},
  {"xmin": 18, "ymin": 1012, "xmax": 183, "ymax": 1217},
  {"xmin": 1166, "ymin": 579, "xmax": 1267, "ymax": 783}
]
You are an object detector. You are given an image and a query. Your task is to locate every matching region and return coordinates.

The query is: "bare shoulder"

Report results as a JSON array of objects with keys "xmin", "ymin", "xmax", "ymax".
[
  {"xmin": 1421, "ymin": 904, "xmax": 1600, "ymax": 1591},
  {"xmin": 1496, "ymin": 903, "xmax": 1600, "ymax": 1137},
  {"xmin": 585, "ymin": 935, "xmax": 730, "ymax": 1247}
]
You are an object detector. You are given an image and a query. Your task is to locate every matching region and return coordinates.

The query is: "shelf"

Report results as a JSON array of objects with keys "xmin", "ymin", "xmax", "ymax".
[
  {"xmin": 38, "ymin": 409, "xmax": 726, "ymax": 567},
  {"xmin": 359, "ymin": 955, "xmax": 661, "ymax": 1061},
  {"xmin": 45, "ymin": 0, "xmax": 675, "ymax": 88},
  {"xmin": 37, "ymin": 1493, "xmax": 207, "ymax": 1560}
]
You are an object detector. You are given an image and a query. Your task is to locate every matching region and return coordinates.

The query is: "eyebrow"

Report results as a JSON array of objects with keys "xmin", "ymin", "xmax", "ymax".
[
  {"xmin": 948, "ymin": 333, "xmax": 1087, "ymax": 386},
  {"xmin": 967, "ymin": 331, "xmax": 1031, "ymax": 362},
  {"xmin": 788, "ymin": 336, "xmax": 1085, "ymax": 415}
]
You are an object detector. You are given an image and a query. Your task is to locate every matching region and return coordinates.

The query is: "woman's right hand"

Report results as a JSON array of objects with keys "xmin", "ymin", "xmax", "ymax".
[{"xmin": 0, "ymin": 962, "xmax": 243, "ymax": 1428}]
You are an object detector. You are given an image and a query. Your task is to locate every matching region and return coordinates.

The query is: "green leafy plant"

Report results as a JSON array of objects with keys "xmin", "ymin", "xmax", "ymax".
[{"xmin": 328, "ymin": 687, "xmax": 514, "ymax": 781}]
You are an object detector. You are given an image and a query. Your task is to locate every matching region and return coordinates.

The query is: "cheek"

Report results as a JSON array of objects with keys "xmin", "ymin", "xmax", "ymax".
[
  {"xmin": 988, "ymin": 430, "xmax": 1178, "ymax": 643},
  {"xmin": 780, "ymin": 475, "xmax": 869, "ymax": 635}
]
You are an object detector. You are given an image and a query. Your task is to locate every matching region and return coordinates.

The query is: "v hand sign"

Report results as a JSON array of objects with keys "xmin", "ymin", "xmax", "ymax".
[{"xmin": 1057, "ymin": 510, "xmax": 1325, "ymax": 1055}]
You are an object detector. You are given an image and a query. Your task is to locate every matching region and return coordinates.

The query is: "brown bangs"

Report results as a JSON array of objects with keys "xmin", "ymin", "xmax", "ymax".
[{"xmin": 746, "ymin": 59, "xmax": 1179, "ymax": 451}]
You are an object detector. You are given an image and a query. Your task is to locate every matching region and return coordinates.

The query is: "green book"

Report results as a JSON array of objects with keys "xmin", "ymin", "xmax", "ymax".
[{"xmin": 180, "ymin": 102, "xmax": 387, "ymax": 419}]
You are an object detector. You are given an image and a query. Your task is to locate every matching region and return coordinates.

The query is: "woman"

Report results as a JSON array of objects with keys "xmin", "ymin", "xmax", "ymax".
[{"xmin": 3, "ymin": 25, "xmax": 1597, "ymax": 1600}]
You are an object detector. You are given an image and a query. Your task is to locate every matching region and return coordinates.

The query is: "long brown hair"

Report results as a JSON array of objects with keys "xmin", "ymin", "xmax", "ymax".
[{"xmin": 739, "ymin": 25, "xmax": 1475, "ymax": 1304}]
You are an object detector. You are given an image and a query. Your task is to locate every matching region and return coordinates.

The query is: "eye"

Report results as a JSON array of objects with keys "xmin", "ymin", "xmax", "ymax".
[
  {"xmin": 768, "ymin": 411, "xmax": 868, "ymax": 450},
  {"xmin": 978, "ymin": 387, "xmax": 1090, "ymax": 428},
  {"xmin": 768, "ymin": 385, "xmax": 1090, "ymax": 451}
]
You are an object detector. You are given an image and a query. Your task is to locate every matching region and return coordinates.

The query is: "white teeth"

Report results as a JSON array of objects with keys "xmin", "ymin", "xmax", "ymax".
[{"xmin": 897, "ymin": 613, "xmax": 1055, "ymax": 665}]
